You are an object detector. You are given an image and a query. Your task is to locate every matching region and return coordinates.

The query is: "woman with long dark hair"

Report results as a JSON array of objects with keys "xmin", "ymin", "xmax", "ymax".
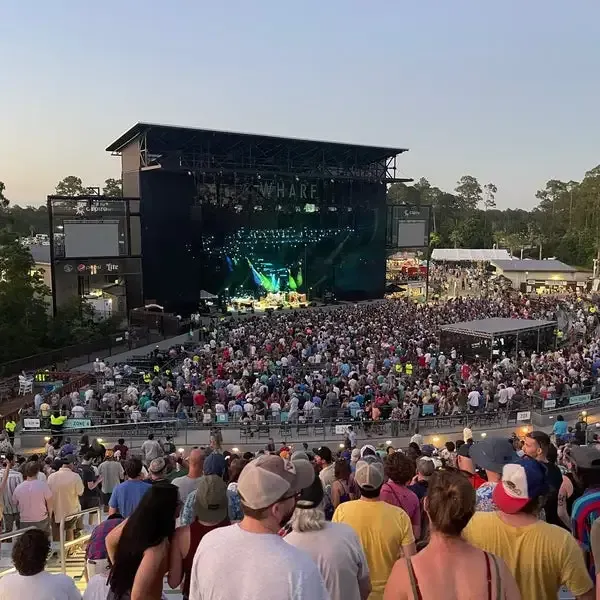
[{"xmin": 106, "ymin": 483, "xmax": 179, "ymax": 600}]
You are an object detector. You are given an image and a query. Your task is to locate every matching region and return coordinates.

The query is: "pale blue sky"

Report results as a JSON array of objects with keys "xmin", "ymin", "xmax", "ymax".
[{"xmin": 2, "ymin": 1, "xmax": 599, "ymax": 208}]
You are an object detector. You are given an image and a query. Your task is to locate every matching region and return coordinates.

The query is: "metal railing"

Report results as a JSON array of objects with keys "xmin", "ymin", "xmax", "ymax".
[{"xmin": 59, "ymin": 507, "xmax": 103, "ymax": 574}]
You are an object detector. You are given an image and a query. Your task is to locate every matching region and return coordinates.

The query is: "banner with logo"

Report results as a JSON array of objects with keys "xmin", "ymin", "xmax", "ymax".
[
  {"xmin": 543, "ymin": 399, "xmax": 557, "ymax": 409},
  {"xmin": 64, "ymin": 419, "xmax": 92, "ymax": 429},
  {"xmin": 569, "ymin": 394, "xmax": 592, "ymax": 406},
  {"xmin": 516, "ymin": 411, "xmax": 531, "ymax": 422},
  {"xmin": 23, "ymin": 418, "xmax": 41, "ymax": 429}
]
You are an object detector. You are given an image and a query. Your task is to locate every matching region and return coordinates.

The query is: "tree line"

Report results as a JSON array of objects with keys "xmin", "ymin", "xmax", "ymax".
[{"xmin": 388, "ymin": 166, "xmax": 600, "ymax": 266}]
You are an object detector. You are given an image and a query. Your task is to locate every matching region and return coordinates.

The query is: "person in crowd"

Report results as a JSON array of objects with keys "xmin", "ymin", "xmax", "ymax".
[
  {"xmin": 79, "ymin": 452, "xmax": 103, "ymax": 517},
  {"xmin": 1, "ymin": 453, "xmax": 23, "ymax": 533},
  {"xmin": 523, "ymin": 431, "xmax": 564, "ymax": 527},
  {"xmin": 168, "ymin": 474, "xmax": 231, "ymax": 598},
  {"xmin": 140, "ymin": 434, "xmax": 163, "ymax": 466},
  {"xmin": 48, "ymin": 457, "xmax": 84, "ymax": 542},
  {"xmin": 384, "ymin": 469, "xmax": 520, "ymax": 600},
  {"xmin": 172, "ymin": 448, "xmax": 205, "ymax": 502},
  {"xmin": 106, "ymin": 483, "xmax": 179, "ymax": 600},
  {"xmin": 553, "ymin": 415, "xmax": 568, "ymax": 443},
  {"xmin": 463, "ymin": 458, "xmax": 594, "ymax": 599},
  {"xmin": 333, "ymin": 456, "xmax": 416, "ymax": 600},
  {"xmin": 86, "ymin": 511, "xmax": 125, "ymax": 578},
  {"xmin": 470, "ymin": 437, "xmax": 516, "ymax": 512},
  {"xmin": 108, "ymin": 458, "xmax": 150, "ymax": 518},
  {"xmin": 113, "ymin": 439, "xmax": 128, "ymax": 461},
  {"xmin": 4, "ymin": 418, "xmax": 17, "ymax": 446},
  {"xmin": 147, "ymin": 457, "xmax": 169, "ymax": 484},
  {"xmin": 97, "ymin": 452, "xmax": 124, "ymax": 512},
  {"xmin": 188, "ymin": 454, "xmax": 329, "ymax": 600},
  {"xmin": 226, "ymin": 457, "xmax": 248, "ymax": 522},
  {"xmin": 330, "ymin": 458, "xmax": 353, "ymax": 511},
  {"xmin": 316, "ymin": 446, "xmax": 335, "ymax": 488},
  {"xmin": 440, "ymin": 441, "xmax": 457, "ymax": 468},
  {"xmin": 0, "ymin": 433, "xmax": 13, "ymax": 456},
  {"xmin": 12, "ymin": 461, "xmax": 53, "ymax": 536},
  {"xmin": 0, "ymin": 528, "xmax": 81, "ymax": 599},
  {"xmin": 456, "ymin": 443, "xmax": 486, "ymax": 489},
  {"xmin": 380, "ymin": 452, "xmax": 421, "ymax": 538},
  {"xmin": 180, "ymin": 453, "xmax": 228, "ymax": 525},
  {"xmin": 569, "ymin": 445, "xmax": 600, "ymax": 578},
  {"xmin": 285, "ymin": 471, "xmax": 371, "ymax": 600},
  {"xmin": 408, "ymin": 457, "xmax": 434, "ymax": 500}
]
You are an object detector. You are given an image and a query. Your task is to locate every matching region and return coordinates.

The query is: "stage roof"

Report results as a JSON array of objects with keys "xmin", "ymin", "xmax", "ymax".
[
  {"xmin": 491, "ymin": 259, "xmax": 575, "ymax": 272},
  {"xmin": 440, "ymin": 317, "xmax": 556, "ymax": 339},
  {"xmin": 106, "ymin": 122, "xmax": 408, "ymax": 165},
  {"xmin": 431, "ymin": 248, "xmax": 512, "ymax": 262}
]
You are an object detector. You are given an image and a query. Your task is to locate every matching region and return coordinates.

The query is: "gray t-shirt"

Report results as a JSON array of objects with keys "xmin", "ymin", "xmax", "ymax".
[
  {"xmin": 98, "ymin": 461, "xmax": 124, "ymax": 494},
  {"xmin": 172, "ymin": 475, "xmax": 201, "ymax": 502},
  {"xmin": 189, "ymin": 524, "xmax": 330, "ymax": 600},
  {"xmin": 285, "ymin": 522, "xmax": 369, "ymax": 600}
]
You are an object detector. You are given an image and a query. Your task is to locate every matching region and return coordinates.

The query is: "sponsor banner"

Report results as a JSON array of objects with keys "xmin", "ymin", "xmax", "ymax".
[
  {"xmin": 543, "ymin": 399, "xmax": 557, "ymax": 409},
  {"xmin": 422, "ymin": 405, "xmax": 435, "ymax": 416},
  {"xmin": 516, "ymin": 411, "xmax": 531, "ymax": 422},
  {"xmin": 335, "ymin": 425, "xmax": 350, "ymax": 435},
  {"xmin": 64, "ymin": 419, "xmax": 91, "ymax": 429},
  {"xmin": 23, "ymin": 418, "xmax": 41, "ymax": 429},
  {"xmin": 569, "ymin": 394, "xmax": 592, "ymax": 406}
]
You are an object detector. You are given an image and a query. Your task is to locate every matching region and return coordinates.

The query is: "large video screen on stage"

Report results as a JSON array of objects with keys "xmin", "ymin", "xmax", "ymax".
[{"xmin": 198, "ymin": 179, "xmax": 386, "ymax": 301}]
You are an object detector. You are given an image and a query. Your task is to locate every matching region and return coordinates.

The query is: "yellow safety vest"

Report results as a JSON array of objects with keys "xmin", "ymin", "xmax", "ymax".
[
  {"xmin": 405, "ymin": 363, "xmax": 413, "ymax": 375},
  {"xmin": 395, "ymin": 363, "xmax": 403, "ymax": 373},
  {"xmin": 5, "ymin": 421, "xmax": 16, "ymax": 433},
  {"xmin": 50, "ymin": 415, "xmax": 66, "ymax": 426},
  {"xmin": 153, "ymin": 365, "xmax": 160, "ymax": 373},
  {"xmin": 143, "ymin": 373, "xmax": 152, "ymax": 383},
  {"xmin": 35, "ymin": 371, "xmax": 49, "ymax": 382}
]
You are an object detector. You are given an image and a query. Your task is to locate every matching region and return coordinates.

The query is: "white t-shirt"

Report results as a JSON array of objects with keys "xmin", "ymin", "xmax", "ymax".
[
  {"xmin": 285, "ymin": 522, "xmax": 368, "ymax": 600},
  {"xmin": 189, "ymin": 524, "xmax": 329, "ymax": 600},
  {"xmin": 82, "ymin": 574, "xmax": 109, "ymax": 600},
  {"xmin": 0, "ymin": 571, "xmax": 81, "ymax": 600}
]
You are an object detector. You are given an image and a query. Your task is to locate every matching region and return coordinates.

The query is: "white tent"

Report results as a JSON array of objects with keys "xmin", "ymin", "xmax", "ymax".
[
  {"xmin": 199, "ymin": 289, "xmax": 218, "ymax": 299},
  {"xmin": 431, "ymin": 248, "xmax": 512, "ymax": 262}
]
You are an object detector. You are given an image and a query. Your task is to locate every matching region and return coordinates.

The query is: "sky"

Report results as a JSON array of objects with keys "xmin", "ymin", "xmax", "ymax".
[{"xmin": 2, "ymin": 1, "xmax": 600, "ymax": 209}]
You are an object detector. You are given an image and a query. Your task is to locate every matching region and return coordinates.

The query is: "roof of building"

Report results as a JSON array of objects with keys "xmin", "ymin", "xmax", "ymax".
[
  {"xmin": 440, "ymin": 317, "xmax": 557, "ymax": 339},
  {"xmin": 28, "ymin": 244, "xmax": 51, "ymax": 264},
  {"xmin": 431, "ymin": 248, "xmax": 513, "ymax": 262},
  {"xmin": 491, "ymin": 259, "xmax": 575, "ymax": 272},
  {"xmin": 106, "ymin": 122, "xmax": 407, "ymax": 165}
]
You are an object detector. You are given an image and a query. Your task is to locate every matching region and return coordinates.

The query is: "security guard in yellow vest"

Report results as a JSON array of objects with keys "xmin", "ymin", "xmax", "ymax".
[
  {"xmin": 35, "ymin": 370, "xmax": 49, "ymax": 383},
  {"xmin": 395, "ymin": 363, "xmax": 403, "ymax": 374},
  {"xmin": 405, "ymin": 363, "xmax": 413, "ymax": 375},
  {"xmin": 5, "ymin": 419, "xmax": 16, "ymax": 445},
  {"xmin": 143, "ymin": 372, "xmax": 152, "ymax": 384},
  {"xmin": 153, "ymin": 364, "xmax": 160, "ymax": 374}
]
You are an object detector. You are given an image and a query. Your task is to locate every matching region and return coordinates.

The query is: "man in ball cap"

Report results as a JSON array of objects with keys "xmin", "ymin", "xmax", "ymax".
[
  {"xmin": 464, "ymin": 458, "xmax": 593, "ymax": 600},
  {"xmin": 188, "ymin": 455, "xmax": 329, "ymax": 600},
  {"xmin": 332, "ymin": 457, "xmax": 415, "ymax": 599}
]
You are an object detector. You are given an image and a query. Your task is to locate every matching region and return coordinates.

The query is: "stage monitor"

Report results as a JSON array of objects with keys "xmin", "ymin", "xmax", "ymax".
[{"xmin": 64, "ymin": 220, "xmax": 120, "ymax": 258}]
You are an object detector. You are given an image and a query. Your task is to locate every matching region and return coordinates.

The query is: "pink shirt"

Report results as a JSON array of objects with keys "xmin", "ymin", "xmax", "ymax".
[
  {"xmin": 379, "ymin": 480, "xmax": 421, "ymax": 536},
  {"xmin": 13, "ymin": 479, "xmax": 52, "ymax": 522}
]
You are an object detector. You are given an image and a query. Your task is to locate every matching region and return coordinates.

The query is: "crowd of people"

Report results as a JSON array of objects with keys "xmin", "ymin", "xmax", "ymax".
[
  {"xmin": 2, "ymin": 424, "xmax": 600, "ymax": 599},
  {"xmin": 24, "ymin": 291, "xmax": 600, "ymax": 441}
]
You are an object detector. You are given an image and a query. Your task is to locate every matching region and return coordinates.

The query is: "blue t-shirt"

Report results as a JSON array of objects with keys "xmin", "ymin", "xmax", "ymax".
[
  {"xmin": 553, "ymin": 420, "xmax": 568, "ymax": 436},
  {"xmin": 109, "ymin": 479, "xmax": 151, "ymax": 517}
]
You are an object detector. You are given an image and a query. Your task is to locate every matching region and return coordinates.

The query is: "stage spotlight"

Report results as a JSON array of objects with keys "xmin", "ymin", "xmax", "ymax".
[
  {"xmin": 253, "ymin": 205, "xmax": 263, "ymax": 211},
  {"xmin": 328, "ymin": 206, "xmax": 338, "ymax": 212}
]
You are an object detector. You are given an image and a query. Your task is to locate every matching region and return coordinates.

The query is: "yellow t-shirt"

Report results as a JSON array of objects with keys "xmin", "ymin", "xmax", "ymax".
[
  {"xmin": 332, "ymin": 499, "xmax": 414, "ymax": 600},
  {"xmin": 463, "ymin": 512, "xmax": 593, "ymax": 600}
]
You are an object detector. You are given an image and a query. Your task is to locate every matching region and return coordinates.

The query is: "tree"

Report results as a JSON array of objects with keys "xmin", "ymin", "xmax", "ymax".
[
  {"xmin": 0, "ymin": 238, "xmax": 50, "ymax": 363},
  {"xmin": 483, "ymin": 182, "xmax": 497, "ymax": 211},
  {"xmin": 103, "ymin": 178, "xmax": 122, "ymax": 197},
  {"xmin": 55, "ymin": 176, "xmax": 85, "ymax": 197},
  {"xmin": 0, "ymin": 181, "xmax": 8, "ymax": 209},
  {"xmin": 455, "ymin": 175, "xmax": 482, "ymax": 211}
]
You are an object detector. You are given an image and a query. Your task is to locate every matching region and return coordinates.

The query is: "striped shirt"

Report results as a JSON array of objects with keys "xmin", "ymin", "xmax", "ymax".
[
  {"xmin": 571, "ymin": 487, "xmax": 600, "ymax": 577},
  {"xmin": 0, "ymin": 469, "xmax": 24, "ymax": 515}
]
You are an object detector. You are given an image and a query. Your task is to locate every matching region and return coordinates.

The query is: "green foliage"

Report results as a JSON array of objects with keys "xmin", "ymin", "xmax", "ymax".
[
  {"xmin": 103, "ymin": 178, "xmax": 122, "ymax": 197},
  {"xmin": 0, "ymin": 238, "xmax": 51, "ymax": 363},
  {"xmin": 55, "ymin": 175, "xmax": 85, "ymax": 196}
]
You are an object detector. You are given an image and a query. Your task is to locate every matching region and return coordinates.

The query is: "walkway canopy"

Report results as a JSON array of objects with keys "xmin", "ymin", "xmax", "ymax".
[
  {"xmin": 439, "ymin": 317, "xmax": 556, "ymax": 360},
  {"xmin": 431, "ymin": 248, "xmax": 512, "ymax": 262}
]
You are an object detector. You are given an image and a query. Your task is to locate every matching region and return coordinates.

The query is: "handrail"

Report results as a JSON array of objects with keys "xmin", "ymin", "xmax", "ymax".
[{"xmin": 59, "ymin": 506, "xmax": 103, "ymax": 574}]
